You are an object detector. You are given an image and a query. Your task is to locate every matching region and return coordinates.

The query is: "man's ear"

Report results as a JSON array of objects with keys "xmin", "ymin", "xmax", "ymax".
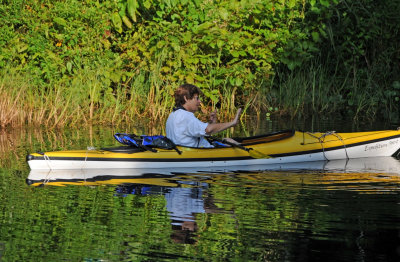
[{"xmin": 183, "ymin": 96, "xmax": 188, "ymax": 102}]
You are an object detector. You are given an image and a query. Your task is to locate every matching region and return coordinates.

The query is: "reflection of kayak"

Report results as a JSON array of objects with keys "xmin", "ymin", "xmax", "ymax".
[
  {"xmin": 26, "ymin": 169, "xmax": 180, "ymax": 187},
  {"xmin": 26, "ymin": 130, "xmax": 400, "ymax": 170},
  {"xmin": 26, "ymin": 157, "xmax": 400, "ymax": 187}
]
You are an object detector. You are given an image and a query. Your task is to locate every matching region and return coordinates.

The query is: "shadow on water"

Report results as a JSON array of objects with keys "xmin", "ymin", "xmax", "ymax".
[{"xmin": 1, "ymin": 117, "xmax": 400, "ymax": 261}]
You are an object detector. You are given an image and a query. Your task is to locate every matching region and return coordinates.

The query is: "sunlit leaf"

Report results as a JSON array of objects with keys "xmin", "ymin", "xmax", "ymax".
[
  {"xmin": 319, "ymin": 0, "xmax": 330, "ymax": 7},
  {"xmin": 53, "ymin": 17, "xmax": 67, "ymax": 27},
  {"xmin": 127, "ymin": 0, "xmax": 137, "ymax": 22},
  {"xmin": 193, "ymin": 22, "xmax": 213, "ymax": 34},
  {"xmin": 66, "ymin": 62, "xmax": 72, "ymax": 73},
  {"xmin": 122, "ymin": 16, "xmax": 133, "ymax": 29},
  {"xmin": 185, "ymin": 75, "xmax": 194, "ymax": 84},
  {"xmin": 111, "ymin": 13, "xmax": 123, "ymax": 33},
  {"xmin": 235, "ymin": 78, "xmax": 243, "ymax": 86}
]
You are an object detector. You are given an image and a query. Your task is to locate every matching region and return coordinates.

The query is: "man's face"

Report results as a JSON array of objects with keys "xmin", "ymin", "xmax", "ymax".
[{"xmin": 184, "ymin": 94, "xmax": 201, "ymax": 113}]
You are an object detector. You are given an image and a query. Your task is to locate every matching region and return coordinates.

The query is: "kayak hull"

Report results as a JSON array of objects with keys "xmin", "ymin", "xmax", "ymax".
[{"xmin": 27, "ymin": 130, "xmax": 400, "ymax": 170}]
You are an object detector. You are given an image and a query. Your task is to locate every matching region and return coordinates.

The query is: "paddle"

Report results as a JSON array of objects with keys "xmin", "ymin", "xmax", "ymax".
[{"xmin": 212, "ymin": 138, "xmax": 271, "ymax": 159}]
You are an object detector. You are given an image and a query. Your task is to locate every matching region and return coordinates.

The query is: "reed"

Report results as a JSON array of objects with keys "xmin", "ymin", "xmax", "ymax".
[
  {"xmin": 1, "ymin": 59, "xmax": 391, "ymax": 130},
  {"xmin": 0, "ymin": 70, "xmax": 28, "ymax": 128},
  {"xmin": 345, "ymin": 67, "xmax": 383, "ymax": 120},
  {"xmin": 274, "ymin": 63, "xmax": 344, "ymax": 118},
  {"xmin": 272, "ymin": 58, "xmax": 400, "ymax": 121},
  {"xmin": 0, "ymin": 62, "xmax": 182, "ymax": 129}
]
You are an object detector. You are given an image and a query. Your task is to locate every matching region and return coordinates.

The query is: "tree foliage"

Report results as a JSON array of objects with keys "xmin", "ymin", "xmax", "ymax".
[{"xmin": 0, "ymin": 0, "xmax": 399, "ymax": 127}]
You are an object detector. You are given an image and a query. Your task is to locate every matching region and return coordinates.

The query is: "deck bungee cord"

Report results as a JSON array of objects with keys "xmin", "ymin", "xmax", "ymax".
[
  {"xmin": 305, "ymin": 131, "xmax": 349, "ymax": 160},
  {"xmin": 36, "ymin": 151, "xmax": 53, "ymax": 170},
  {"xmin": 83, "ymin": 147, "xmax": 91, "ymax": 169},
  {"xmin": 39, "ymin": 171, "xmax": 52, "ymax": 186}
]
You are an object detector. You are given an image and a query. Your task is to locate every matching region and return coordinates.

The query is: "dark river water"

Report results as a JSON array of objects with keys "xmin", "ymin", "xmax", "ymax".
[{"xmin": 0, "ymin": 117, "xmax": 399, "ymax": 261}]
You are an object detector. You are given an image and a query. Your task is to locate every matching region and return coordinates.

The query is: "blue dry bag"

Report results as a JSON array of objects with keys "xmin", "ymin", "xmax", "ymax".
[
  {"xmin": 113, "ymin": 133, "xmax": 139, "ymax": 147},
  {"xmin": 114, "ymin": 133, "xmax": 182, "ymax": 154}
]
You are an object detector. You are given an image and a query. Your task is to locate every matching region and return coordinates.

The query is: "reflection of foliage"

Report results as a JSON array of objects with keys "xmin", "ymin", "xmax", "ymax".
[
  {"xmin": 0, "ymin": 179, "xmax": 172, "ymax": 261},
  {"xmin": 0, "ymin": 167, "xmax": 399, "ymax": 260},
  {"xmin": 0, "ymin": 127, "xmax": 131, "ymax": 169},
  {"xmin": 2, "ymin": 127, "xmax": 400, "ymax": 260},
  {"xmin": 193, "ymin": 174, "xmax": 301, "ymax": 260}
]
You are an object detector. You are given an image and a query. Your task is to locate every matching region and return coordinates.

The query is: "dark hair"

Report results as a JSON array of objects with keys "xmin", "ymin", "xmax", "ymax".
[{"xmin": 174, "ymin": 84, "xmax": 201, "ymax": 107}]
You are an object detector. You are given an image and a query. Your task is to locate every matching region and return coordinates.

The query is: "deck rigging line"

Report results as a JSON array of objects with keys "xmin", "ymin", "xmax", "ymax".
[
  {"xmin": 43, "ymin": 153, "xmax": 52, "ymax": 170},
  {"xmin": 306, "ymin": 131, "xmax": 349, "ymax": 160}
]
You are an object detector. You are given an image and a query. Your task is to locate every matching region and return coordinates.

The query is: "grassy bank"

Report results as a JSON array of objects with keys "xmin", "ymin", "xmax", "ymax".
[
  {"xmin": 0, "ymin": 65, "xmax": 246, "ymax": 128},
  {"xmin": 3, "ymin": 62, "xmax": 398, "ymax": 129}
]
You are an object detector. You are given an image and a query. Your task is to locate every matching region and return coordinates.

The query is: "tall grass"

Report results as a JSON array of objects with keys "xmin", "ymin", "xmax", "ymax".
[
  {"xmin": 0, "ymin": 66, "xmax": 123, "ymax": 128},
  {"xmin": 0, "ymin": 64, "xmax": 211, "ymax": 130},
  {"xmin": 274, "ymin": 63, "xmax": 340, "ymax": 118},
  {"xmin": 2, "ymin": 59, "xmax": 397, "ymax": 130},
  {"xmin": 0, "ymin": 70, "xmax": 29, "ymax": 128},
  {"xmin": 273, "ymin": 60, "xmax": 400, "ymax": 121}
]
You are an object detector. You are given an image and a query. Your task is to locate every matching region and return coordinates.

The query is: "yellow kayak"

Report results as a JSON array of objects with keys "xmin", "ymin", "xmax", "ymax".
[{"xmin": 26, "ymin": 130, "xmax": 400, "ymax": 170}]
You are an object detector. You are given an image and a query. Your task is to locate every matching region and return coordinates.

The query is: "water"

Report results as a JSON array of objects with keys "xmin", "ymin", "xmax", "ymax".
[{"xmin": 1, "ymin": 117, "xmax": 400, "ymax": 261}]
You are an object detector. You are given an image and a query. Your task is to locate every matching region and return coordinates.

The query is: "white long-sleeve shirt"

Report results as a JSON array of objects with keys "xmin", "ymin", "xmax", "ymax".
[{"xmin": 166, "ymin": 109, "xmax": 213, "ymax": 148}]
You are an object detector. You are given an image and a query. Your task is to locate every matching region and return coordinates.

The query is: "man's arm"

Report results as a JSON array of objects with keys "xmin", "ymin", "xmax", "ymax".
[{"xmin": 205, "ymin": 108, "xmax": 242, "ymax": 135}]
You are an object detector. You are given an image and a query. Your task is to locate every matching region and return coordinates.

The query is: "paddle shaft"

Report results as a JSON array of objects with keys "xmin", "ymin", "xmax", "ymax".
[
  {"xmin": 211, "ymin": 137, "xmax": 270, "ymax": 159},
  {"xmin": 220, "ymin": 139, "xmax": 250, "ymax": 152}
]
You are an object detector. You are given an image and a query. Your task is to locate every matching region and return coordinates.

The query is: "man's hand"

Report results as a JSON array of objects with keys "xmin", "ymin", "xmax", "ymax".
[
  {"xmin": 205, "ymin": 108, "xmax": 243, "ymax": 135},
  {"xmin": 209, "ymin": 110, "xmax": 217, "ymax": 123},
  {"xmin": 231, "ymin": 108, "xmax": 242, "ymax": 126}
]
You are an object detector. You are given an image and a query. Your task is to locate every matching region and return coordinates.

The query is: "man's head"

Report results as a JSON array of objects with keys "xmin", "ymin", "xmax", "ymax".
[{"xmin": 174, "ymin": 84, "xmax": 202, "ymax": 112}]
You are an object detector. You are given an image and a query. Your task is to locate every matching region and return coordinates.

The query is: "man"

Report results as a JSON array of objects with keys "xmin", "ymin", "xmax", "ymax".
[{"xmin": 166, "ymin": 83, "xmax": 242, "ymax": 147}]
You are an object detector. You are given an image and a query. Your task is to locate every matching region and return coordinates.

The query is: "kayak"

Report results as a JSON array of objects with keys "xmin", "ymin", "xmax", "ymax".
[
  {"xmin": 26, "ymin": 129, "xmax": 400, "ymax": 170},
  {"xmin": 26, "ymin": 157, "xmax": 400, "ymax": 187}
]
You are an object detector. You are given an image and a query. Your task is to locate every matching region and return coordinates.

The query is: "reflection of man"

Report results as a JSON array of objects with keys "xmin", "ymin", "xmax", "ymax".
[
  {"xmin": 170, "ymin": 221, "xmax": 198, "ymax": 244},
  {"xmin": 165, "ymin": 185, "xmax": 205, "ymax": 224},
  {"xmin": 115, "ymin": 180, "xmax": 210, "ymax": 244},
  {"xmin": 164, "ymin": 181, "xmax": 207, "ymax": 244}
]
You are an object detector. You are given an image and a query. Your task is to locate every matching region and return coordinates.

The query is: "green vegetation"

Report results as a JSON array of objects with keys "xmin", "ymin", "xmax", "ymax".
[
  {"xmin": 1, "ymin": 0, "xmax": 399, "ymax": 127},
  {"xmin": 274, "ymin": 0, "xmax": 400, "ymax": 120}
]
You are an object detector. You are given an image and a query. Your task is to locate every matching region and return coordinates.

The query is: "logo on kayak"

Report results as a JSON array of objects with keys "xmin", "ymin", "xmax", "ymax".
[{"xmin": 364, "ymin": 143, "xmax": 388, "ymax": 151}]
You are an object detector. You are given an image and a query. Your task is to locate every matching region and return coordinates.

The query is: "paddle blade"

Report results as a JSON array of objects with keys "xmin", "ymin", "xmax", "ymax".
[{"xmin": 249, "ymin": 149, "xmax": 271, "ymax": 159}]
